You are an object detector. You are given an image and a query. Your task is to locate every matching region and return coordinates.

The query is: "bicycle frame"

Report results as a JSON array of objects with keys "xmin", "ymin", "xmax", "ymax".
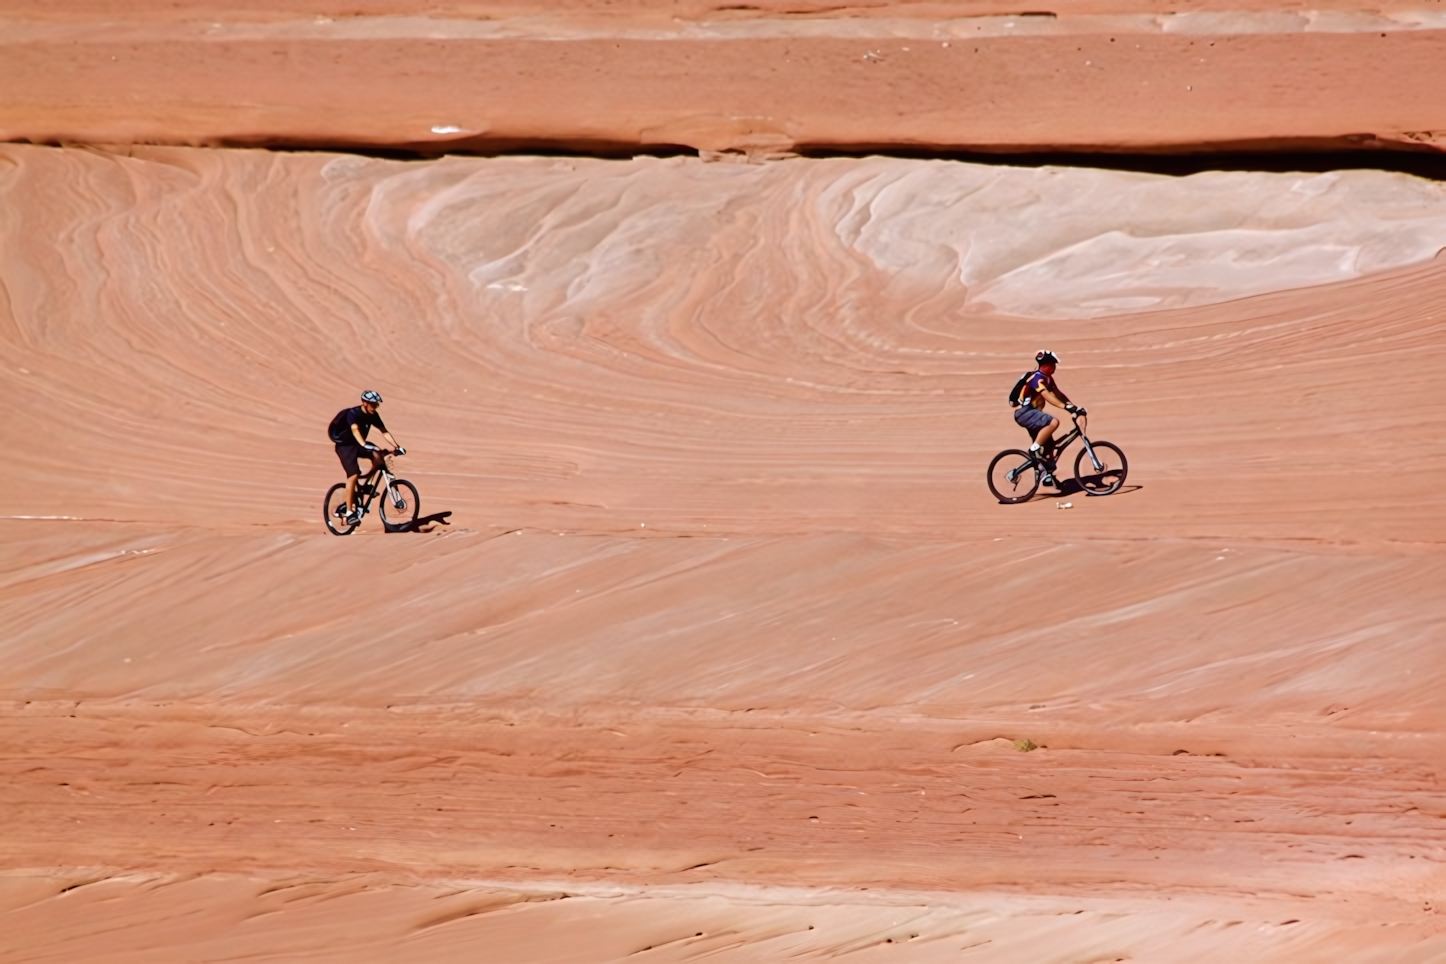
[
  {"xmin": 1035, "ymin": 415, "xmax": 1108, "ymax": 473},
  {"xmin": 356, "ymin": 456, "xmax": 401, "ymax": 514}
]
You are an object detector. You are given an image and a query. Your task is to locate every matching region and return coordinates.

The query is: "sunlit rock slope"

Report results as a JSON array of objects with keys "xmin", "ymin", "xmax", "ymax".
[{"xmin": 3, "ymin": 143, "xmax": 1446, "ymax": 960}]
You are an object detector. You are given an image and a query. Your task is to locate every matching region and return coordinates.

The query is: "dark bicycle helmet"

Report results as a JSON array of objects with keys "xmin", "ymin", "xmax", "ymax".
[
  {"xmin": 1035, "ymin": 350, "xmax": 1059, "ymax": 366},
  {"xmin": 361, "ymin": 389, "xmax": 383, "ymax": 405}
]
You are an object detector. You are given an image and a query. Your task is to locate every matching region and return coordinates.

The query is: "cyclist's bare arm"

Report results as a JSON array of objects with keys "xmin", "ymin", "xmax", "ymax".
[
  {"xmin": 1040, "ymin": 387, "xmax": 1073, "ymax": 409},
  {"xmin": 351, "ymin": 423, "xmax": 400, "ymax": 452}
]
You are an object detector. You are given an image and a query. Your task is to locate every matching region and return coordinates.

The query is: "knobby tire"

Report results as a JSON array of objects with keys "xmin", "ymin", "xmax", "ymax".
[
  {"xmin": 987, "ymin": 449, "xmax": 1040, "ymax": 504},
  {"xmin": 1074, "ymin": 441, "xmax": 1128, "ymax": 495},
  {"xmin": 379, "ymin": 479, "xmax": 420, "ymax": 529},
  {"xmin": 324, "ymin": 482, "xmax": 358, "ymax": 536}
]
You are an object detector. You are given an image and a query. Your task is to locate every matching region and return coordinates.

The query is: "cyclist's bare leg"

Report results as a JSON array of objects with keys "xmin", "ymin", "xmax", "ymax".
[
  {"xmin": 343, "ymin": 473, "xmax": 360, "ymax": 514},
  {"xmin": 357, "ymin": 453, "xmax": 384, "ymax": 507},
  {"xmin": 1032, "ymin": 416, "xmax": 1060, "ymax": 455}
]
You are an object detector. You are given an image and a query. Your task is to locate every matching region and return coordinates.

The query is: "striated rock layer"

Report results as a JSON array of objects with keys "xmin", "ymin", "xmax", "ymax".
[
  {"xmin": 3, "ymin": 143, "xmax": 1446, "ymax": 959},
  {"xmin": 3, "ymin": 2, "xmax": 1446, "ymax": 155}
]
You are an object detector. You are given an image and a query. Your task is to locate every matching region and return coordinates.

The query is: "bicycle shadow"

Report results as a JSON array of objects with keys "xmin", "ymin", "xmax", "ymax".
[
  {"xmin": 384, "ymin": 510, "xmax": 453, "ymax": 533},
  {"xmin": 1042, "ymin": 480, "xmax": 1142, "ymax": 499}
]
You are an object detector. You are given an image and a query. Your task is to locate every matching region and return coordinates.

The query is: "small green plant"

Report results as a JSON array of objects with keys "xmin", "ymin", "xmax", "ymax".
[{"xmin": 1013, "ymin": 738, "xmax": 1039, "ymax": 752}]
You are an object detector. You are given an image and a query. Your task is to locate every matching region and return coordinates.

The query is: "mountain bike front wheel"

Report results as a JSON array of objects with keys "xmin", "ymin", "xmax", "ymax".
[
  {"xmin": 987, "ymin": 449, "xmax": 1040, "ymax": 504},
  {"xmin": 379, "ymin": 479, "xmax": 420, "ymax": 529},
  {"xmin": 324, "ymin": 482, "xmax": 358, "ymax": 536},
  {"xmin": 1074, "ymin": 441, "xmax": 1128, "ymax": 495}
]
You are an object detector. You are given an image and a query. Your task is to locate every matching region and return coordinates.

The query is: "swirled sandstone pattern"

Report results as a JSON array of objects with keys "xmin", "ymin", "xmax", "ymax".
[{"xmin": 3, "ymin": 143, "xmax": 1446, "ymax": 959}]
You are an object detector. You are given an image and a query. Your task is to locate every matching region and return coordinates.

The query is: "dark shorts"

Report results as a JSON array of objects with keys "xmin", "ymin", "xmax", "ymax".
[
  {"xmin": 1014, "ymin": 405, "xmax": 1055, "ymax": 437},
  {"xmin": 334, "ymin": 442, "xmax": 376, "ymax": 477}
]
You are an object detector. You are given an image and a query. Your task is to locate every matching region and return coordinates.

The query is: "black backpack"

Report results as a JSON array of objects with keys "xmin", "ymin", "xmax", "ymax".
[{"xmin": 1007, "ymin": 370, "xmax": 1034, "ymax": 408}]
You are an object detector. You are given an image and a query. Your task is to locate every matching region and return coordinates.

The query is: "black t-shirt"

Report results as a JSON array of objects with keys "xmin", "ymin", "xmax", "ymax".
[{"xmin": 328, "ymin": 406, "xmax": 387, "ymax": 445}]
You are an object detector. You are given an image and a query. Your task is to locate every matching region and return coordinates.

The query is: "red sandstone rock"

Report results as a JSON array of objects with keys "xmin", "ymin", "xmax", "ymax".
[
  {"xmin": 3, "ymin": 13, "xmax": 1446, "ymax": 955},
  {"xmin": 2, "ymin": 3, "xmax": 1446, "ymax": 154}
]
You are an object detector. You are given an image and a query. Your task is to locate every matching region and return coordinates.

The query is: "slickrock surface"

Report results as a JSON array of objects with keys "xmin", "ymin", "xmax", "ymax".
[
  {"xmin": 3, "ymin": 1, "xmax": 1446, "ymax": 154},
  {"xmin": 4, "ymin": 142, "xmax": 1446, "ymax": 959}
]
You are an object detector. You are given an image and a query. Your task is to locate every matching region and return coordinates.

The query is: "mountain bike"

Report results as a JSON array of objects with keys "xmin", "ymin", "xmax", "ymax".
[
  {"xmin": 323, "ymin": 449, "xmax": 420, "ymax": 535},
  {"xmin": 987, "ymin": 414, "xmax": 1127, "ymax": 504}
]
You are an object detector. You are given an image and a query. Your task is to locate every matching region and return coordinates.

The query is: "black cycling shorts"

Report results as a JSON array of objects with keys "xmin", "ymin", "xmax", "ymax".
[{"xmin": 335, "ymin": 442, "xmax": 377, "ymax": 477}]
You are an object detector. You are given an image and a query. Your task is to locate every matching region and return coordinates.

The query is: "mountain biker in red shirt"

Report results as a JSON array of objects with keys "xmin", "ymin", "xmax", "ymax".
[
  {"xmin": 328, "ymin": 390, "xmax": 403, "ymax": 524},
  {"xmin": 1013, "ymin": 351, "xmax": 1085, "ymax": 485}
]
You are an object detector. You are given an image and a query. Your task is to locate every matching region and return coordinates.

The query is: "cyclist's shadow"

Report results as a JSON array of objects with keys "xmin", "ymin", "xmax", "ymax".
[{"xmin": 384, "ymin": 510, "xmax": 453, "ymax": 533}]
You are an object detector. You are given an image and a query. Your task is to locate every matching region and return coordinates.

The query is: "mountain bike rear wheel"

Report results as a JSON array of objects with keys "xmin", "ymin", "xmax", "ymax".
[
  {"xmin": 987, "ymin": 449, "xmax": 1040, "ymax": 504},
  {"xmin": 1074, "ymin": 441, "xmax": 1128, "ymax": 495},
  {"xmin": 379, "ymin": 479, "xmax": 420, "ymax": 529},
  {"xmin": 324, "ymin": 482, "xmax": 358, "ymax": 536}
]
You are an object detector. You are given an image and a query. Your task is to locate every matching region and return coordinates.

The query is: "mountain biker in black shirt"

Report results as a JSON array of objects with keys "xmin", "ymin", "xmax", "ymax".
[{"xmin": 328, "ymin": 390, "xmax": 403, "ymax": 524}]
